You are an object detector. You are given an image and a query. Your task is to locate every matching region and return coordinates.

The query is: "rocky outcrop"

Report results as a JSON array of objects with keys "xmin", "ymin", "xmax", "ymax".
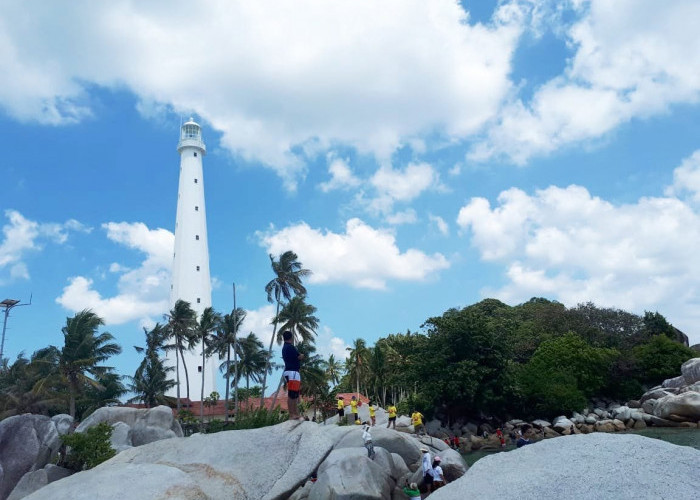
[
  {"xmin": 22, "ymin": 420, "xmax": 467, "ymax": 500},
  {"xmin": 0, "ymin": 415, "xmax": 62, "ymax": 500},
  {"xmin": 429, "ymin": 434, "xmax": 700, "ymax": 499},
  {"xmin": 7, "ymin": 466, "xmax": 71, "ymax": 500},
  {"xmin": 653, "ymin": 391, "xmax": 700, "ymax": 421}
]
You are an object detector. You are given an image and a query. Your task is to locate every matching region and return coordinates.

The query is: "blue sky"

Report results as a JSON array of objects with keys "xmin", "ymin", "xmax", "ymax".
[{"xmin": 2, "ymin": 0, "xmax": 700, "ymax": 393}]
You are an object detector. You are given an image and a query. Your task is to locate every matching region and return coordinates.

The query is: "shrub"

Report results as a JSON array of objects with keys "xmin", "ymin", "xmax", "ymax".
[{"xmin": 60, "ymin": 422, "xmax": 115, "ymax": 471}]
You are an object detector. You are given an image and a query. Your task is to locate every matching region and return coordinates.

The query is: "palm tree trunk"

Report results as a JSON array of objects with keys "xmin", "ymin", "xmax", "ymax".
[
  {"xmin": 200, "ymin": 343, "xmax": 206, "ymax": 425},
  {"xmin": 259, "ymin": 298, "xmax": 281, "ymax": 409},
  {"xmin": 175, "ymin": 342, "xmax": 181, "ymax": 413},
  {"xmin": 225, "ymin": 346, "xmax": 231, "ymax": 423},
  {"xmin": 268, "ymin": 375, "xmax": 284, "ymax": 413},
  {"xmin": 178, "ymin": 346, "xmax": 191, "ymax": 406}
]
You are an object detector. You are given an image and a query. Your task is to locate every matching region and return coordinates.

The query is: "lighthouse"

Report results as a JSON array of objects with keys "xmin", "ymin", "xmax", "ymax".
[{"xmin": 167, "ymin": 118, "xmax": 216, "ymax": 399}]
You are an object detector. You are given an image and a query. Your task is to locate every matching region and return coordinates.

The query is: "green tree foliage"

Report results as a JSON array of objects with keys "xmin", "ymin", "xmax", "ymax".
[
  {"xmin": 519, "ymin": 333, "xmax": 619, "ymax": 417},
  {"xmin": 165, "ymin": 300, "xmax": 197, "ymax": 411},
  {"xmin": 274, "ymin": 296, "xmax": 319, "ymax": 345},
  {"xmin": 633, "ymin": 334, "xmax": 696, "ymax": 385},
  {"xmin": 60, "ymin": 422, "xmax": 115, "ymax": 471},
  {"xmin": 128, "ymin": 324, "xmax": 175, "ymax": 408}
]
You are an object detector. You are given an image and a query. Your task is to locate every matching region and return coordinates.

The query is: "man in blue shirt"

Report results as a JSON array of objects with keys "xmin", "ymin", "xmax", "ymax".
[{"xmin": 282, "ymin": 330, "xmax": 304, "ymax": 420}]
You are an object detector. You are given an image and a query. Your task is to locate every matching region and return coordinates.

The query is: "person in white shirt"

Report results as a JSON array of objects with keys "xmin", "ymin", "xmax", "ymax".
[
  {"xmin": 420, "ymin": 447, "xmax": 434, "ymax": 494},
  {"xmin": 432, "ymin": 455, "xmax": 446, "ymax": 489},
  {"xmin": 362, "ymin": 422, "xmax": 375, "ymax": 459}
]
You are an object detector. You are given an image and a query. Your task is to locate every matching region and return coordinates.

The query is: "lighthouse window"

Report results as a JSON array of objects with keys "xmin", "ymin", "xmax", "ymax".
[
  {"xmin": 194, "ymin": 152, "xmax": 197, "ymax": 157},
  {"xmin": 196, "ymin": 266, "xmax": 200, "ymax": 271},
  {"xmin": 194, "ymin": 178, "xmax": 198, "ymax": 183},
  {"xmin": 195, "ymin": 206, "xmax": 199, "ymax": 211},
  {"xmin": 198, "ymin": 365, "xmax": 202, "ymax": 373},
  {"xmin": 195, "ymin": 235, "xmax": 199, "ymax": 240},
  {"xmin": 197, "ymin": 298, "xmax": 201, "ymax": 304}
]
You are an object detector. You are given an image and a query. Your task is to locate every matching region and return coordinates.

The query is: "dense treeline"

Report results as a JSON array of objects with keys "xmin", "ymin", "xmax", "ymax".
[
  {"xmin": 336, "ymin": 298, "xmax": 697, "ymax": 421},
  {"xmin": 1, "ymin": 287, "xmax": 696, "ymax": 424}
]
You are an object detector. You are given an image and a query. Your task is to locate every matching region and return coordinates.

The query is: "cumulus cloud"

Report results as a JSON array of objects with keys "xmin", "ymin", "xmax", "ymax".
[
  {"xmin": 258, "ymin": 218, "xmax": 450, "ymax": 290},
  {"xmin": 471, "ymin": 0, "xmax": 700, "ymax": 163},
  {"xmin": 315, "ymin": 326, "xmax": 351, "ymax": 362},
  {"xmin": 385, "ymin": 209, "xmax": 418, "ymax": 226},
  {"xmin": 0, "ymin": 0, "xmax": 524, "ymax": 185},
  {"xmin": 366, "ymin": 162, "xmax": 443, "ymax": 216},
  {"xmin": 0, "ymin": 210, "xmax": 89, "ymax": 283},
  {"xmin": 429, "ymin": 214, "xmax": 449, "ymax": 236},
  {"xmin": 319, "ymin": 155, "xmax": 361, "ymax": 193},
  {"xmin": 457, "ymin": 153, "xmax": 700, "ymax": 340},
  {"xmin": 666, "ymin": 150, "xmax": 700, "ymax": 203},
  {"xmin": 56, "ymin": 222, "xmax": 174, "ymax": 325}
]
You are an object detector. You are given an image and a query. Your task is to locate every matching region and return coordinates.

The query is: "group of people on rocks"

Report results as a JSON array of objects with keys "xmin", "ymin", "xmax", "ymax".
[{"xmin": 283, "ymin": 334, "xmax": 449, "ymax": 498}]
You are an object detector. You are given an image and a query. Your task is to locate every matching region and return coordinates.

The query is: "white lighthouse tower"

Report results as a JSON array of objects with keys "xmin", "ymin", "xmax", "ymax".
[{"xmin": 167, "ymin": 118, "xmax": 217, "ymax": 399}]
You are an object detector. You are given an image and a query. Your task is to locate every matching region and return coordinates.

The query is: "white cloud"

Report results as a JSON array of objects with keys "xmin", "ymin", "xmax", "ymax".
[
  {"xmin": 429, "ymin": 214, "xmax": 449, "ymax": 236},
  {"xmin": 0, "ymin": 210, "xmax": 88, "ymax": 283},
  {"xmin": 319, "ymin": 155, "xmax": 361, "ymax": 192},
  {"xmin": 0, "ymin": 1, "xmax": 525, "ymax": 185},
  {"xmin": 385, "ymin": 210, "xmax": 418, "ymax": 226},
  {"xmin": 315, "ymin": 326, "xmax": 351, "ymax": 362},
  {"xmin": 238, "ymin": 303, "xmax": 276, "ymax": 352},
  {"xmin": 56, "ymin": 222, "xmax": 174, "ymax": 325},
  {"xmin": 366, "ymin": 162, "xmax": 443, "ymax": 216},
  {"xmin": 258, "ymin": 218, "xmax": 450, "ymax": 290},
  {"xmin": 457, "ymin": 160, "xmax": 700, "ymax": 343},
  {"xmin": 666, "ymin": 150, "xmax": 700, "ymax": 203},
  {"xmin": 472, "ymin": 0, "xmax": 700, "ymax": 163}
]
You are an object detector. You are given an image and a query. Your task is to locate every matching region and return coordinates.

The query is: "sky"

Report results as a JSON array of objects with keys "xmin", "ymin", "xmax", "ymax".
[{"xmin": 2, "ymin": 0, "xmax": 700, "ymax": 395}]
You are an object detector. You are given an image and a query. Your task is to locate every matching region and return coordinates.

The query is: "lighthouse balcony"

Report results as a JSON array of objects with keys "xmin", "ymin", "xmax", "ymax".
[{"xmin": 177, "ymin": 138, "xmax": 206, "ymax": 153}]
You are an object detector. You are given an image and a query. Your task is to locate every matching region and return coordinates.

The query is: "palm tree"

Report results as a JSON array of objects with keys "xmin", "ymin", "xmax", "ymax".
[
  {"xmin": 128, "ymin": 324, "xmax": 175, "ymax": 407},
  {"xmin": 58, "ymin": 310, "xmax": 122, "ymax": 418},
  {"xmin": 325, "ymin": 354, "xmax": 344, "ymax": 388},
  {"xmin": 1, "ymin": 350, "xmax": 64, "ymax": 418},
  {"xmin": 195, "ymin": 307, "xmax": 221, "ymax": 423},
  {"xmin": 209, "ymin": 308, "xmax": 246, "ymax": 422},
  {"xmin": 236, "ymin": 332, "xmax": 269, "ymax": 391},
  {"xmin": 260, "ymin": 250, "xmax": 311, "ymax": 407},
  {"xmin": 165, "ymin": 300, "xmax": 197, "ymax": 412},
  {"xmin": 274, "ymin": 296, "xmax": 319, "ymax": 345},
  {"xmin": 346, "ymin": 338, "xmax": 370, "ymax": 398},
  {"xmin": 296, "ymin": 343, "xmax": 327, "ymax": 420}
]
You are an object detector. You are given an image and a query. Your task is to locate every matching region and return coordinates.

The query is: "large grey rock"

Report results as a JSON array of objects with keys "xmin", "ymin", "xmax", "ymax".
[
  {"xmin": 640, "ymin": 388, "xmax": 673, "ymax": 403},
  {"xmin": 49, "ymin": 415, "xmax": 73, "ymax": 437},
  {"xmin": 584, "ymin": 416, "xmax": 597, "ymax": 425},
  {"xmin": 552, "ymin": 418, "xmax": 574, "ymax": 432},
  {"xmin": 7, "ymin": 465, "xmax": 71, "ymax": 500},
  {"xmin": 653, "ymin": 391, "xmax": 700, "ymax": 421},
  {"xmin": 108, "ymin": 422, "xmax": 132, "ymax": 453},
  {"xmin": 428, "ymin": 434, "xmax": 700, "ymax": 500},
  {"xmin": 23, "ymin": 420, "xmax": 333, "ymax": 500},
  {"xmin": 75, "ymin": 406, "xmax": 182, "ymax": 449},
  {"xmin": 612, "ymin": 405, "xmax": 630, "ymax": 421},
  {"xmin": 310, "ymin": 448, "xmax": 393, "ymax": 500},
  {"xmin": 531, "ymin": 419, "xmax": 551, "ymax": 428},
  {"xmin": 641, "ymin": 399, "xmax": 656, "ymax": 414},
  {"xmin": 0, "ymin": 414, "xmax": 61, "ymax": 500},
  {"xmin": 335, "ymin": 427, "xmax": 421, "ymax": 471},
  {"xmin": 662, "ymin": 375, "xmax": 687, "ymax": 389},
  {"xmin": 681, "ymin": 358, "xmax": 700, "ymax": 384}
]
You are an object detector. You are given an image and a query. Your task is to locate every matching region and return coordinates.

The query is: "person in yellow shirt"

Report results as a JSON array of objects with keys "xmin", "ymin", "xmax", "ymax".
[
  {"xmin": 411, "ymin": 410, "xmax": 425, "ymax": 435},
  {"xmin": 336, "ymin": 396, "xmax": 345, "ymax": 421},
  {"xmin": 368, "ymin": 401, "xmax": 376, "ymax": 426},
  {"xmin": 350, "ymin": 395, "xmax": 359, "ymax": 423},
  {"xmin": 386, "ymin": 403, "xmax": 397, "ymax": 429}
]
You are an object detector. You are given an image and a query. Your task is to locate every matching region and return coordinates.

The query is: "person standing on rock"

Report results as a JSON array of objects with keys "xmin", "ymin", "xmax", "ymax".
[
  {"xmin": 337, "ymin": 396, "xmax": 345, "ymax": 421},
  {"xmin": 420, "ymin": 447, "xmax": 435, "ymax": 494},
  {"xmin": 387, "ymin": 403, "xmax": 397, "ymax": 429},
  {"xmin": 412, "ymin": 410, "xmax": 425, "ymax": 436},
  {"xmin": 432, "ymin": 456, "xmax": 446, "ymax": 489},
  {"xmin": 350, "ymin": 395, "xmax": 359, "ymax": 423},
  {"xmin": 282, "ymin": 330, "xmax": 304, "ymax": 420},
  {"xmin": 362, "ymin": 421, "xmax": 375, "ymax": 459},
  {"xmin": 368, "ymin": 401, "xmax": 376, "ymax": 426}
]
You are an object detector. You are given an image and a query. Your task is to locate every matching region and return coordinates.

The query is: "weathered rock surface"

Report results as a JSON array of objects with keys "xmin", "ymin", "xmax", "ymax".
[
  {"xmin": 75, "ymin": 405, "xmax": 182, "ymax": 447},
  {"xmin": 0, "ymin": 415, "xmax": 61, "ymax": 500},
  {"xmin": 653, "ymin": 391, "xmax": 700, "ymax": 421},
  {"xmin": 49, "ymin": 415, "xmax": 73, "ymax": 436},
  {"xmin": 310, "ymin": 447, "xmax": 393, "ymax": 500},
  {"xmin": 681, "ymin": 357, "xmax": 700, "ymax": 385},
  {"xmin": 429, "ymin": 433, "xmax": 700, "ymax": 500},
  {"xmin": 7, "ymin": 465, "xmax": 71, "ymax": 500},
  {"xmin": 24, "ymin": 421, "xmax": 336, "ymax": 500}
]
